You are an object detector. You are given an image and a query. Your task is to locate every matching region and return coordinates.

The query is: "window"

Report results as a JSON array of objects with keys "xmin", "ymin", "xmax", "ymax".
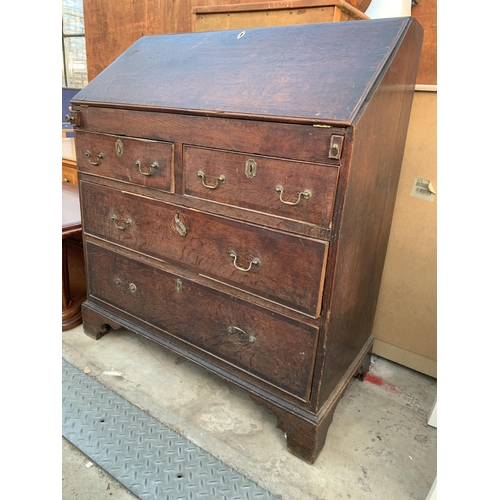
[{"xmin": 62, "ymin": 0, "xmax": 88, "ymax": 88}]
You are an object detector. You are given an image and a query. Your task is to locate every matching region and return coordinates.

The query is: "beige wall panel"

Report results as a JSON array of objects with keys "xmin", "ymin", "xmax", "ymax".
[{"xmin": 372, "ymin": 91, "xmax": 437, "ymax": 376}]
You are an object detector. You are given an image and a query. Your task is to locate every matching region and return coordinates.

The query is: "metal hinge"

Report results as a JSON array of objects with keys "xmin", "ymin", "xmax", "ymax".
[{"xmin": 65, "ymin": 108, "xmax": 81, "ymax": 127}]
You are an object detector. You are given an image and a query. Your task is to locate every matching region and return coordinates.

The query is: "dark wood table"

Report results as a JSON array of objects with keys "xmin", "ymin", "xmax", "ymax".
[{"xmin": 62, "ymin": 182, "xmax": 86, "ymax": 330}]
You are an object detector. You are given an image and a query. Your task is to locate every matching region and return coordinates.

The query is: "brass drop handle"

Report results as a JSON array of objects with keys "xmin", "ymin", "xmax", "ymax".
[
  {"xmin": 275, "ymin": 185, "xmax": 312, "ymax": 206},
  {"xmin": 330, "ymin": 143, "xmax": 340, "ymax": 159},
  {"xmin": 227, "ymin": 326, "xmax": 256, "ymax": 344},
  {"xmin": 136, "ymin": 160, "xmax": 159, "ymax": 176},
  {"xmin": 84, "ymin": 150, "xmax": 104, "ymax": 166},
  {"xmin": 229, "ymin": 250, "xmax": 260, "ymax": 272},
  {"xmin": 111, "ymin": 215, "xmax": 131, "ymax": 230},
  {"xmin": 197, "ymin": 170, "xmax": 226, "ymax": 189},
  {"xmin": 114, "ymin": 279, "xmax": 137, "ymax": 293}
]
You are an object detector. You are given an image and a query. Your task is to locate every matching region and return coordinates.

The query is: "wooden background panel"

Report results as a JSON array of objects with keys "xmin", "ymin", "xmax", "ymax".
[
  {"xmin": 412, "ymin": 0, "xmax": 437, "ymax": 85},
  {"xmin": 83, "ymin": 0, "xmax": 169, "ymax": 81},
  {"xmin": 82, "ymin": 0, "xmax": 370, "ymax": 82},
  {"xmin": 83, "ymin": 0, "xmax": 436, "ymax": 85}
]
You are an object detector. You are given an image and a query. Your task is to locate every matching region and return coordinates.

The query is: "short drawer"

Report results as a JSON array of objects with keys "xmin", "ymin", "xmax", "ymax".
[
  {"xmin": 183, "ymin": 146, "xmax": 339, "ymax": 227},
  {"xmin": 75, "ymin": 131, "xmax": 173, "ymax": 192},
  {"xmin": 81, "ymin": 181, "xmax": 328, "ymax": 317},
  {"xmin": 87, "ymin": 243, "xmax": 318, "ymax": 400}
]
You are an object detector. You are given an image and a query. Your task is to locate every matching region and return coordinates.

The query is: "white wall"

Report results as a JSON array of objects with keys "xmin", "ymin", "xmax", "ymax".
[{"xmin": 365, "ymin": 0, "xmax": 412, "ymax": 18}]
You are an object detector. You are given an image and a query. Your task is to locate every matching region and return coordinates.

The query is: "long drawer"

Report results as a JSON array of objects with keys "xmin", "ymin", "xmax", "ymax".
[
  {"xmin": 183, "ymin": 146, "xmax": 339, "ymax": 227},
  {"xmin": 75, "ymin": 132, "xmax": 174, "ymax": 192},
  {"xmin": 86, "ymin": 242, "xmax": 319, "ymax": 400},
  {"xmin": 81, "ymin": 181, "xmax": 328, "ymax": 317}
]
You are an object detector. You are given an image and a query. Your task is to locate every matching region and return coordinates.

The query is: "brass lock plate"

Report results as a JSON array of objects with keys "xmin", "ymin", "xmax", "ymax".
[{"xmin": 329, "ymin": 135, "xmax": 344, "ymax": 160}]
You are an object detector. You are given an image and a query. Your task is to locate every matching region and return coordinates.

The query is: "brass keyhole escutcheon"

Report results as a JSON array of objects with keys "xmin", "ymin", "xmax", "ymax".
[
  {"xmin": 175, "ymin": 278, "xmax": 183, "ymax": 293},
  {"xmin": 245, "ymin": 159, "xmax": 257, "ymax": 179},
  {"xmin": 115, "ymin": 139, "xmax": 123, "ymax": 156},
  {"xmin": 173, "ymin": 212, "xmax": 187, "ymax": 237}
]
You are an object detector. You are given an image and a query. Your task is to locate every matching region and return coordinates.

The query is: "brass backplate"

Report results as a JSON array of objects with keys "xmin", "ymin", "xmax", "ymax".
[{"xmin": 329, "ymin": 135, "xmax": 344, "ymax": 160}]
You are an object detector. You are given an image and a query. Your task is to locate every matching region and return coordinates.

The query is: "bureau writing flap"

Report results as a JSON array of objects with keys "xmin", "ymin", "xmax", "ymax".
[{"xmin": 72, "ymin": 17, "xmax": 422, "ymax": 125}]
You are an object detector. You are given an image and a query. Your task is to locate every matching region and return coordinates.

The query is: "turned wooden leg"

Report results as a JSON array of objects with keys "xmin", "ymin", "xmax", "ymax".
[{"xmin": 81, "ymin": 303, "xmax": 122, "ymax": 340}]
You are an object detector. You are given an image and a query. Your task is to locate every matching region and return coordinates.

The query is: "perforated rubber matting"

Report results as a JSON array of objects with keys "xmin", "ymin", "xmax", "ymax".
[{"xmin": 62, "ymin": 359, "xmax": 279, "ymax": 500}]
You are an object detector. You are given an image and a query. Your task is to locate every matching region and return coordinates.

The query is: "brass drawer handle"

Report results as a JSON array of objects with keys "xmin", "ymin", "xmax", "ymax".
[
  {"xmin": 111, "ymin": 215, "xmax": 131, "ymax": 230},
  {"xmin": 84, "ymin": 150, "xmax": 104, "ymax": 166},
  {"xmin": 275, "ymin": 185, "xmax": 312, "ymax": 206},
  {"xmin": 329, "ymin": 142, "xmax": 340, "ymax": 159},
  {"xmin": 115, "ymin": 279, "xmax": 137, "ymax": 293},
  {"xmin": 136, "ymin": 160, "xmax": 159, "ymax": 176},
  {"xmin": 227, "ymin": 326, "xmax": 256, "ymax": 344},
  {"xmin": 229, "ymin": 250, "xmax": 260, "ymax": 272},
  {"xmin": 197, "ymin": 170, "xmax": 226, "ymax": 189}
]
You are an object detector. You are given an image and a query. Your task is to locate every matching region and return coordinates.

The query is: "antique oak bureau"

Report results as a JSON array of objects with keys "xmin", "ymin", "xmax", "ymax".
[{"xmin": 71, "ymin": 18, "xmax": 422, "ymax": 463}]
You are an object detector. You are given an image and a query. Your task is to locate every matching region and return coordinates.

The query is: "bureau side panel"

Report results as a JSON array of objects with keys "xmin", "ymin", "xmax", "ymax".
[{"xmin": 315, "ymin": 20, "xmax": 423, "ymax": 408}]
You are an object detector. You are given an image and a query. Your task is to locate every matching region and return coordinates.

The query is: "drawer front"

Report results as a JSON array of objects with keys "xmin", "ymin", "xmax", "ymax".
[
  {"xmin": 62, "ymin": 165, "xmax": 78, "ymax": 185},
  {"xmin": 75, "ymin": 132, "xmax": 173, "ymax": 192},
  {"xmin": 81, "ymin": 181, "xmax": 328, "ymax": 317},
  {"xmin": 87, "ymin": 243, "xmax": 318, "ymax": 400},
  {"xmin": 183, "ymin": 146, "xmax": 339, "ymax": 227}
]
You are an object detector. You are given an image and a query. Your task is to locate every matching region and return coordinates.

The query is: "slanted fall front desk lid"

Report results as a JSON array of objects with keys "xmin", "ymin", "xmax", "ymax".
[{"xmin": 72, "ymin": 17, "xmax": 420, "ymax": 125}]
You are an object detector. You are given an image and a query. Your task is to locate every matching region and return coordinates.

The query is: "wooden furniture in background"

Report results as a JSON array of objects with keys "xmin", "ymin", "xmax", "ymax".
[
  {"xmin": 192, "ymin": 1, "xmax": 368, "ymax": 32},
  {"xmin": 411, "ymin": 0, "xmax": 436, "ymax": 86},
  {"xmin": 62, "ymin": 182, "xmax": 86, "ymax": 331},
  {"xmin": 70, "ymin": 19, "xmax": 422, "ymax": 462},
  {"xmin": 63, "ymin": 138, "xmax": 78, "ymax": 185},
  {"xmin": 81, "ymin": 0, "xmax": 371, "ymax": 82},
  {"xmin": 348, "ymin": 0, "xmax": 371, "ymax": 11},
  {"xmin": 80, "ymin": 0, "xmax": 435, "ymax": 85}
]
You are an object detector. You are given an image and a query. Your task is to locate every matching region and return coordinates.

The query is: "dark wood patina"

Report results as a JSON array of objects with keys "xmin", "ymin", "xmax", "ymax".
[{"xmin": 73, "ymin": 18, "xmax": 423, "ymax": 463}]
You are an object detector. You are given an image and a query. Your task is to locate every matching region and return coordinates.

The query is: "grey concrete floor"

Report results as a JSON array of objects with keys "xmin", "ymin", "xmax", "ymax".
[{"xmin": 62, "ymin": 324, "xmax": 437, "ymax": 500}]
